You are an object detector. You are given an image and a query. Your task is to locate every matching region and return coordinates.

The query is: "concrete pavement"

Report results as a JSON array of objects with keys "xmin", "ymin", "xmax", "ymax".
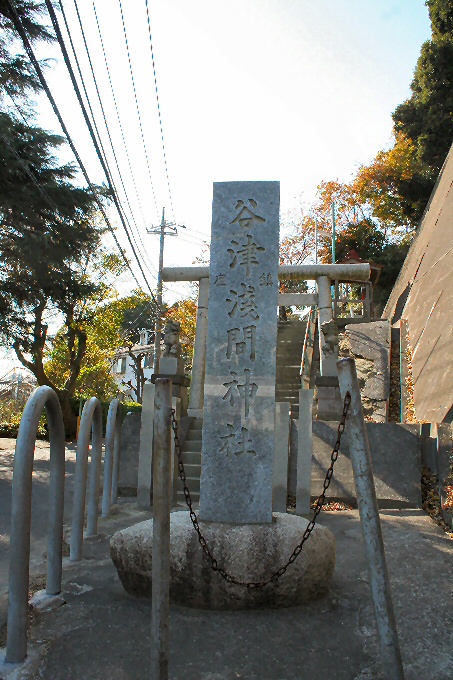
[{"xmin": 0, "ymin": 438, "xmax": 452, "ymax": 679}]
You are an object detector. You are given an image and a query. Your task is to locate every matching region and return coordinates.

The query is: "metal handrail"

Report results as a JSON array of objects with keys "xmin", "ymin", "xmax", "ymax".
[
  {"xmin": 70, "ymin": 397, "xmax": 103, "ymax": 562},
  {"xmin": 5, "ymin": 386, "xmax": 65, "ymax": 664},
  {"xmin": 101, "ymin": 398, "xmax": 122, "ymax": 517}
]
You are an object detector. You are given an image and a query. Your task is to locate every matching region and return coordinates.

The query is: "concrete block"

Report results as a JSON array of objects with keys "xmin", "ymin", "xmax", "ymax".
[
  {"xmin": 29, "ymin": 590, "xmax": 65, "ymax": 612},
  {"xmin": 273, "ymin": 403, "xmax": 290, "ymax": 513},
  {"xmin": 296, "ymin": 390, "xmax": 313, "ymax": 516},
  {"xmin": 118, "ymin": 413, "xmax": 141, "ymax": 496},
  {"xmin": 309, "ymin": 421, "xmax": 422, "ymax": 507}
]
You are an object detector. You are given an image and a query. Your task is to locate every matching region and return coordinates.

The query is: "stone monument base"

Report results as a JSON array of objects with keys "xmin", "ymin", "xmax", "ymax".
[{"xmin": 110, "ymin": 511, "xmax": 335, "ymax": 610}]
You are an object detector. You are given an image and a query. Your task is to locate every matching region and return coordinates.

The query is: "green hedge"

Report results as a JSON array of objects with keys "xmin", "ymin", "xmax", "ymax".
[{"xmin": 0, "ymin": 397, "xmax": 142, "ymax": 440}]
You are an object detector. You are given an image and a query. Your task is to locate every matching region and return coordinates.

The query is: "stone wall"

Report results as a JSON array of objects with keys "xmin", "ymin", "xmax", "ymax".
[
  {"xmin": 288, "ymin": 420, "xmax": 422, "ymax": 507},
  {"xmin": 383, "ymin": 143, "xmax": 453, "ymax": 424},
  {"xmin": 338, "ymin": 319, "xmax": 390, "ymax": 422}
]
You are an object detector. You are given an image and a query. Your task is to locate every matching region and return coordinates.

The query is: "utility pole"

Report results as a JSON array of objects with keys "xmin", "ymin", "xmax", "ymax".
[{"xmin": 147, "ymin": 207, "xmax": 184, "ymax": 373}]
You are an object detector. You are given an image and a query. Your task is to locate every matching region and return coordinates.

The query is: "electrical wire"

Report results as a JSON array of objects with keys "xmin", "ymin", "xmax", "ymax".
[
  {"xmin": 43, "ymin": 0, "xmax": 158, "ymax": 305},
  {"xmin": 90, "ymin": 0, "xmax": 160, "ymax": 277},
  {"xmin": 57, "ymin": 0, "xmax": 157, "ymax": 283},
  {"xmin": 118, "ymin": 0, "xmax": 158, "ymax": 221},
  {"xmin": 144, "ymin": 0, "xmax": 174, "ymax": 220},
  {"xmin": 2, "ymin": 0, "xmax": 145, "ymax": 293}
]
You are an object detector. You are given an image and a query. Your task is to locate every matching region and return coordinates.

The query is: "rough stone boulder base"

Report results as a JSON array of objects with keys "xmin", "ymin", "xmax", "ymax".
[{"xmin": 110, "ymin": 511, "xmax": 336, "ymax": 610}]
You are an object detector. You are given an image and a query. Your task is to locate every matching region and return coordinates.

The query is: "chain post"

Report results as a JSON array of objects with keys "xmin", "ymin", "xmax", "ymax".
[{"xmin": 170, "ymin": 391, "xmax": 351, "ymax": 589}]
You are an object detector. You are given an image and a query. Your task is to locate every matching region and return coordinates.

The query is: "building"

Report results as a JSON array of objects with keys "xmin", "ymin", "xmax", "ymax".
[
  {"xmin": 0, "ymin": 367, "xmax": 37, "ymax": 401},
  {"xmin": 112, "ymin": 329, "xmax": 156, "ymax": 402}
]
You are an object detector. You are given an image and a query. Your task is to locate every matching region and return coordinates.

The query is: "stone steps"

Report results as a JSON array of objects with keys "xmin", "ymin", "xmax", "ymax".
[
  {"xmin": 177, "ymin": 418, "xmax": 203, "ymax": 504},
  {"xmin": 182, "ymin": 450, "xmax": 201, "ymax": 465},
  {"xmin": 275, "ymin": 320, "xmax": 307, "ymax": 416}
]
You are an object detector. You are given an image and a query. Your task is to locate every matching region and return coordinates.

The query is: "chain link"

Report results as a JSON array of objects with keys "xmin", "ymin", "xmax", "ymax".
[{"xmin": 171, "ymin": 391, "xmax": 351, "ymax": 589}]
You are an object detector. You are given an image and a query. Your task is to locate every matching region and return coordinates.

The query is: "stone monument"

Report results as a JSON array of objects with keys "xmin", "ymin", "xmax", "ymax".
[
  {"xmin": 151, "ymin": 318, "xmax": 189, "ymax": 414},
  {"xmin": 199, "ymin": 182, "xmax": 280, "ymax": 523},
  {"xmin": 160, "ymin": 319, "xmax": 184, "ymax": 375},
  {"xmin": 110, "ymin": 181, "xmax": 336, "ymax": 609}
]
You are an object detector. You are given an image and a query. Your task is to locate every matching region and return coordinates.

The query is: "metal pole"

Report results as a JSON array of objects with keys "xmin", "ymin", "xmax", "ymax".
[
  {"xmin": 6, "ymin": 386, "xmax": 65, "ymax": 664},
  {"xmin": 111, "ymin": 405, "xmax": 122, "ymax": 505},
  {"xmin": 102, "ymin": 398, "xmax": 121, "ymax": 518},
  {"xmin": 337, "ymin": 358, "xmax": 405, "ymax": 680},
  {"xmin": 331, "ymin": 202, "xmax": 336, "ymax": 264},
  {"xmin": 86, "ymin": 401, "xmax": 103, "ymax": 537},
  {"xmin": 70, "ymin": 397, "xmax": 102, "ymax": 561},
  {"xmin": 151, "ymin": 378, "xmax": 172, "ymax": 679}
]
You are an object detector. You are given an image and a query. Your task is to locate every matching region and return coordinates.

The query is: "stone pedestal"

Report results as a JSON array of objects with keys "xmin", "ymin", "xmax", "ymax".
[
  {"xmin": 110, "ymin": 511, "xmax": 335, "ymax": 610},
  {"xmin": 315, "ymin": 376, "xmax": 344, "ymax": 420},
  {"xmin": 159, "ymin": 356, "xmax": 185, "ymax": 375}
]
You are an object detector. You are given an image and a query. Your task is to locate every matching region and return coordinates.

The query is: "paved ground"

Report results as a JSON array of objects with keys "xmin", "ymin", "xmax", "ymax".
[
  {"xmin": 0, "ymin": 439, "xmax": 452, "ymax": 679},
  {"xmin": 0, "ymin": 439, "xmax": 78, "ymax": 597}
]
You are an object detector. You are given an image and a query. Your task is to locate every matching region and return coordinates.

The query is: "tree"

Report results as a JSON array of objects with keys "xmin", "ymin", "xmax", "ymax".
[
  {"xmin": 393, "ymin": 0, "xmax": 453, "ymax": 171},
  {"xmin": 0, "ymin": 113, "xmax": 116, "ymax": 434},
  {"xmin": 45, "ymin": 291, "xmax": 158, "ymax": 404},
  {"xmin": 0, "ymin": 0, "xmax": 55, "ymax": 108},
  {"xmin": 317, "ymin": 218, "xmax": 410, "ymax": 308},
  {"xmin": 352, "ymin": 134, "xmax": 428, "ymax": 233},
  {"xmin": 390, "ymin": 0, "xmax": 453, "ymax": 222},
  {"xmin": 163, "ymin": 297, "xmax": 197, "ymax": 368}
]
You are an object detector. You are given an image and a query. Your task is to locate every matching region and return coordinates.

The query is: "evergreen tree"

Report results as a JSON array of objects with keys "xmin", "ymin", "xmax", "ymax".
[
  {"xmin": 392, "ymin": 0, "xmax": 453, "ymax": 218},
  {"xmin": 0, "ymin": 114, "xmax": 115, "ymax": 435},
  {"xmin": 0, "ymin": 1, "xmax": 55, "ymax": 102}
]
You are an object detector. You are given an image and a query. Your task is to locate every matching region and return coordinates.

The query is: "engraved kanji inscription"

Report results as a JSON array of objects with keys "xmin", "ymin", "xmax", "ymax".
[
  {"xmin": 222, "ymin": 368, "xmax": 258, "ymax": 417},
  {"xmin": 227, "ymin": 234, "xmax": 265, "ymax": 277},
  {"xmin": 226, "ymin": 283, "xmax": 259, "ymax": 320},
  {"xmin": 226, "ymin": 325, "xmax": 256, "ymax": 360},
  {"xmin": 219, "ymin": 423, "xmax": 256, "ymax": 457},
  {"xmin": 230, "ymin": 199, "xmax": 266, "ymax": 230},
  {"xmin": 214, "ymin": 273, "xmax": 227, "ymax": 286},
  {"xmin": 259, "ymin": 273, "xmax": 273, "ymax": 286}
]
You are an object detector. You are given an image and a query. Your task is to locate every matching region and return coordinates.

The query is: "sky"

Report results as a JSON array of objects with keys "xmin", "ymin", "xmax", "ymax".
[{"xmin": 0, "ymin": 0, "xmax": 431, "ymax": 374}]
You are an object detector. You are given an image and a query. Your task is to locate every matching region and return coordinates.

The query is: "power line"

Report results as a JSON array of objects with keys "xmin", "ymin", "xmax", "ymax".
[
  {"xmin": 91, "ymin": 0, "xmax": 147, "ymax": 228},
  {"xmin": 118, "ymin": 0, "xmax": 159, "ymax": 221},
  {"xmin": 90, "ymin": 0, "xmax": 160, "ymax": 278},
  {"xmin": 144, "ymin": 0, "xmax": 174, "ymax": 220},
  {"xmin": 57, "ymin": 0, "xmax": 157, "ymax": 283},
  {"xmin": 57, "ymin": 0, "xmax": 109, "ymax": 168},
  {"xmin": 3, "ymin": 0, "xmax": 144, "ymax": 293},
  {"xmin": 43, "ymin": 0, "xmax": 158, "ymax": 304}
]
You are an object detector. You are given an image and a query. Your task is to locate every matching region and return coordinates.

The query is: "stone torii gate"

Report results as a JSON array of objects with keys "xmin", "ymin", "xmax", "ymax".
[{"xmin": 161, "ymin": 262, "xmax": 370, "ymax": 417}]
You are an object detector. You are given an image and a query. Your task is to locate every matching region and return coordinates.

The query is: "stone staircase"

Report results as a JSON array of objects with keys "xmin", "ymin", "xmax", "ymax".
[
  {"xmin": 176, "ymin": 417, "xmax": 202, "ymax": 504},
  {"xmin": 275, "ymin": 318, "xmax": 307, "ymax": 418}
]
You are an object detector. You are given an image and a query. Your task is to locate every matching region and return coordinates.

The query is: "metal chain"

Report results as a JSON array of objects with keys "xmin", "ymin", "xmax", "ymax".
[{"xmin": 171, "ymin": 391, "xmax": 351, "ymax": 590}]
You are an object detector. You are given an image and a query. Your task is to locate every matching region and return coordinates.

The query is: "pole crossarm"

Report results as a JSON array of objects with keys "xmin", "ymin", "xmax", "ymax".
[{"xmin": 162, "ymin": 263, "xmax": 370, "ymax": 283}]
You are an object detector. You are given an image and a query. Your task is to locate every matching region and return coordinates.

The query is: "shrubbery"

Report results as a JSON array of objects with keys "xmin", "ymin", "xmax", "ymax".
[{"xmin": 0, "ymin": 395, "xmax": 142, "ymax": 440}]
